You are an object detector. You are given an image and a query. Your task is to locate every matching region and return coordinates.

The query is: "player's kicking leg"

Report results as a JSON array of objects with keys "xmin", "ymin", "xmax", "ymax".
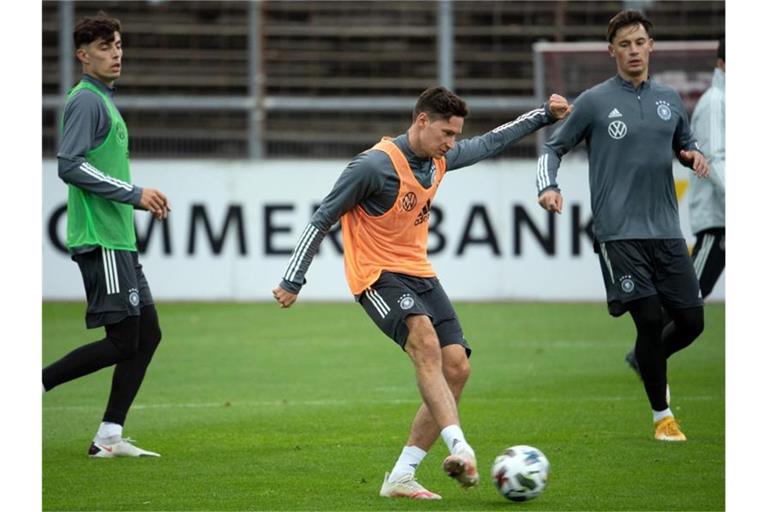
[
  {"xmin": 403, "ymin": 317, "xmax": 478, "ymax": 487},
  {"xmin": 380, "ymin": 344, "xmax": 472, "ymax": 498},
  {"xmin": 359, "ymin": 275, "xmax": 477, "ymax": 497}
]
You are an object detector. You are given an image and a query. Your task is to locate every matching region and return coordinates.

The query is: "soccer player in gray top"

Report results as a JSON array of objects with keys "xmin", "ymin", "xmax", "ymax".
[
  {"xmin": 274, "ymin": 87, "xmax": 571, "ymax": 498},
  {"xmin": 536, "ymin": 10, "xmax": 709, "ymax": 442},
  {"xmin": 43, "ymin": 12, "xmax": 170, "ymax": 457}
]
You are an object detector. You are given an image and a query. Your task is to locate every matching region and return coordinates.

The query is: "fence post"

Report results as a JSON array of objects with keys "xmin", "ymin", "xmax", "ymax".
[
  {"xmin": 437, "ymin": 0, "xmax": 454, "ymax": 91},
  {"xmin": 57, "ymin": 1, "xmax": 75, "ymax": 148},
  {"xmin": 248, "ymin": 0, "xmax": 265, "ymax": 159}
]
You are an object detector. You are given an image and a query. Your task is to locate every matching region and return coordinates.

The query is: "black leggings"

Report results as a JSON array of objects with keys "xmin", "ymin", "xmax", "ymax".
[
  {"xmin": 43, "ymin": 305, "xmax": 163, "ymax": 426},
  {"xmin": 628, "ymin": 296, "xmax": 703, "ymax": 411}
]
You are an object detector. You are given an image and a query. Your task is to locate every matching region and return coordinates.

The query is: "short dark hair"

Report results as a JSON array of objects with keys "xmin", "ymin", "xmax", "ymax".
[
  {"xmin": 717, "ymin": 38, "xmax": 725, "ymax": 62},
  {"xmin": 74, "ymin": 11, "xmax": 121, "ymax": 48},
  {"xmin": 413, "ymin": 87, "xmax": 469, "ymax": 122},
  {"xmin": 606, "ymin": 10, "xmax": 653, "ymax": 43}
]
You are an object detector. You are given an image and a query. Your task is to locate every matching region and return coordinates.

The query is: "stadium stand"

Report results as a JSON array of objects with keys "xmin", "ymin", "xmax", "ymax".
[{"xmin": 42, "ymin": 0, "xmax": 724, "ymax": 159}]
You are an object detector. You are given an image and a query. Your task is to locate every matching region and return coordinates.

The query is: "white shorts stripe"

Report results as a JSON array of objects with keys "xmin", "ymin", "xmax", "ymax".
[
  {"xmin": 693, "ymin": 234, "xmax": 715, "ymax": 279},
  {"xmin": 108, "ymin": 249, "xmax": 120, "ymax": 294},
  {"xmin": 366, "ymin": 289, "xmax": 391, "ymax": 319},
  {"xmin": 600, "ymin": 242, "xmax": 615, "ymax": 284},
  {"xmin": 370, "ymin": 289, "xmax": 391, "ymax": 315},
  {"xmin": 365, "ymin": 290, "xmax": 387, "ymax": 318},
  {"xmin": 102, "ymin": 247, "xmax": 113, "ymax": 294}
]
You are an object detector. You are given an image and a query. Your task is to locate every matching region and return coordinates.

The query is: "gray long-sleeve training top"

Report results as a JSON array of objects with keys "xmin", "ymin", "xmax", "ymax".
[
  {"xmin": 281, "ymin": 104, "xmax": 559, "ymax": 294},
  {"xmin": 536, "ymin": 75, "xmax": 700, "ymax": 243},
  {"xmin": 57, "ymin": 74, "xmax": 142, "ymax": 207}
]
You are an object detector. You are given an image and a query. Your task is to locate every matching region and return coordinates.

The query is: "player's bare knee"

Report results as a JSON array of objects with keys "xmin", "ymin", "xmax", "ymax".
[
  {"xmin": 405, "ymin": 328, "xmax": 442, "ymax": 369},
  {"xmin": 444, "ymin": 357, "xmax": 470, "ymax": 387},
  {"xmin": 408, "ymin": 334, "xmax": 442, "ymax": 366}
]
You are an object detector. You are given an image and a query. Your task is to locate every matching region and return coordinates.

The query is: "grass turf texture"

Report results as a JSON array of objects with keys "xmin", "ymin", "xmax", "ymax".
[{"xmin": 43, "ymin": 302, "xmax": 724, "ymax": 511}]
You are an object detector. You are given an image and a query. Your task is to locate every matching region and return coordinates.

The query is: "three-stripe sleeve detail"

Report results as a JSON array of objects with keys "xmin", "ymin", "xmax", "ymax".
[
  {"xmin": 491, "ymin": 108, "xmax": 545, "ymax": 134},
  {"xmin": 283, "ymin": 224, "xmax": 319, "ymax": 283},
  {"xmin": 80, "ymin": 162, "xmax": 133, "ymax": 191},
  {"xmin": 537, "ymin": 153, "xmax": 550, "ymax": 192}
]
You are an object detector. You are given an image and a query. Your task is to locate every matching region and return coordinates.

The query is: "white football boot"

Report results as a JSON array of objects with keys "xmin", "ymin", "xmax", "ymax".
[
  {"xmin": 88, "ymin": 437, "xmax": 161, "ymax": 458},
  {"xmin": 379, "ymin": 472, "xmax": 442, "ymax": 499},
  {"xmin": 442, "ymin": 448, "xmax": 479, "ymax": 487}
]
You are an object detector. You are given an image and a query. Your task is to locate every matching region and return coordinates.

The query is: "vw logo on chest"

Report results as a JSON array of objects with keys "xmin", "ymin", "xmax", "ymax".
[{"xmin": 608, "ymin": 120, "xmax": 627, "ymax": 140}]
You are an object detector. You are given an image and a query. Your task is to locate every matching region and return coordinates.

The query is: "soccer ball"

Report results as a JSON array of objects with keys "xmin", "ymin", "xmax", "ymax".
[{"xmin": 491, "ymin": 445, "xmax": 550, "ymax": 502}]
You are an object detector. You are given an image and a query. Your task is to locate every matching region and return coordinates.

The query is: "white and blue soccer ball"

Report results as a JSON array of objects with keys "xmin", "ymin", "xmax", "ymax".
[{"xmin": 491, "ymin": 445, "xmax": 550, "ymax": 502}]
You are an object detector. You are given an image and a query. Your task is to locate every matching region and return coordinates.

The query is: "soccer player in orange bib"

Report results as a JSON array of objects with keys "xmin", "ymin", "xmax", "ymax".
[{"xmin": 273, "ymin": 87, "xmax": 570, "ymax": 499}]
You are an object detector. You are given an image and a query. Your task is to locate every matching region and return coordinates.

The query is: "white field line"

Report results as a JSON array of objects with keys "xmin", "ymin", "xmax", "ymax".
[{"xmin": 43, "ymin": 394, "xmax": 719, "ymax": 412}]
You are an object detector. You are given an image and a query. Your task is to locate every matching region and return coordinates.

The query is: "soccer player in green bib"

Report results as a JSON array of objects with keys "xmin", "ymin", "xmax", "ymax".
[{"xmin": 43, "ymin": 12, "xmax": 171, "ymax": 457}]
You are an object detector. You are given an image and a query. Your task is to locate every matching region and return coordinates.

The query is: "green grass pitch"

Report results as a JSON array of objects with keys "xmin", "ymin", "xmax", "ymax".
[{"xmin": 43, "ymin": 301, "xmax": 724, "ymax": 511}]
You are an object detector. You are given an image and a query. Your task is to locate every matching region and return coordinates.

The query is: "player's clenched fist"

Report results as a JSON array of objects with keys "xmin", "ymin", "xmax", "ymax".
[
  {"xmin": 547, "ymin": 94, "xmax": 572, "ymax": 120},
  {"xmin": 272, "ymin": 285, "xmax": 298, "ymax": 308},
  {"xmin": 538, "ymin": 189, "xmax": 563, "ymax": 214}
]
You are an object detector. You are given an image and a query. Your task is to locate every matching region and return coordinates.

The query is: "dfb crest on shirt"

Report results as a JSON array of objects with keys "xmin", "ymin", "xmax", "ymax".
[
  {"xmin": 619, "ymin": 275, "xmax": 635, "ymax": 293},
  {"xmin": 656, "ymin": 100, "xmax": 672, "ymax": 121},
  {"xmin": 608, "ymin": 120, "xmax": 627, "ymax": 139},
  {"xmin": 116, "ymin": 122, "xmax": 127, "ymax": 142}
]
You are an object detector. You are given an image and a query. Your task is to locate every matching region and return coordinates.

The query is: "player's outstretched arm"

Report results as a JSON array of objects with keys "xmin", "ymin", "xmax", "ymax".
[{"xmin": 445, "ymin": 93, "xmax": 570, "ymax": 171}]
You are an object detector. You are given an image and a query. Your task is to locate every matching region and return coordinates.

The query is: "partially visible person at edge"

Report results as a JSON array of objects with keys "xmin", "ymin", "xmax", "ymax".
[{"xmin": 688, "ymin": 37, "xmax": 725, "ymax": 300}]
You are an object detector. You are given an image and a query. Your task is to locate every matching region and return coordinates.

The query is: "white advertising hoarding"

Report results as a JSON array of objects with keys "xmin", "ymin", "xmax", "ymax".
[{"xmin": 42, "ymin": 158, "xmax": 724, "ymax": 301}]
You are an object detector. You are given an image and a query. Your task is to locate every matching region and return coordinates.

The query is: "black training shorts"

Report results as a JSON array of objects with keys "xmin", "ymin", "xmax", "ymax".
[
  {"xmin": 596, "ymin": 238, "xmax": 703, "ymax": 317},
  {"xmin": 72, "ymin": 247, "xmax": 154, "ymax": 328},
  {"xmin": 357, "ymin": 271, "xmax": 471, "ymax": 356}
]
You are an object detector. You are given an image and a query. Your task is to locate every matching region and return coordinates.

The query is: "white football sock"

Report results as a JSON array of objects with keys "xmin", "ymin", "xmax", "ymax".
[
  {"xmin": 388, "ymin": 445, "xmax": 427, "ymax": 483},
  {"xmin": 653, "ymin": 408, "xmax": 673, "ymax": 423},
  {"xmin": 440, "ymin": 424, "xmax": 473, "ymax": 456},
  {"xmin": 95, "ymin": 421, "xmax": 123, "ymax": 443}
]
